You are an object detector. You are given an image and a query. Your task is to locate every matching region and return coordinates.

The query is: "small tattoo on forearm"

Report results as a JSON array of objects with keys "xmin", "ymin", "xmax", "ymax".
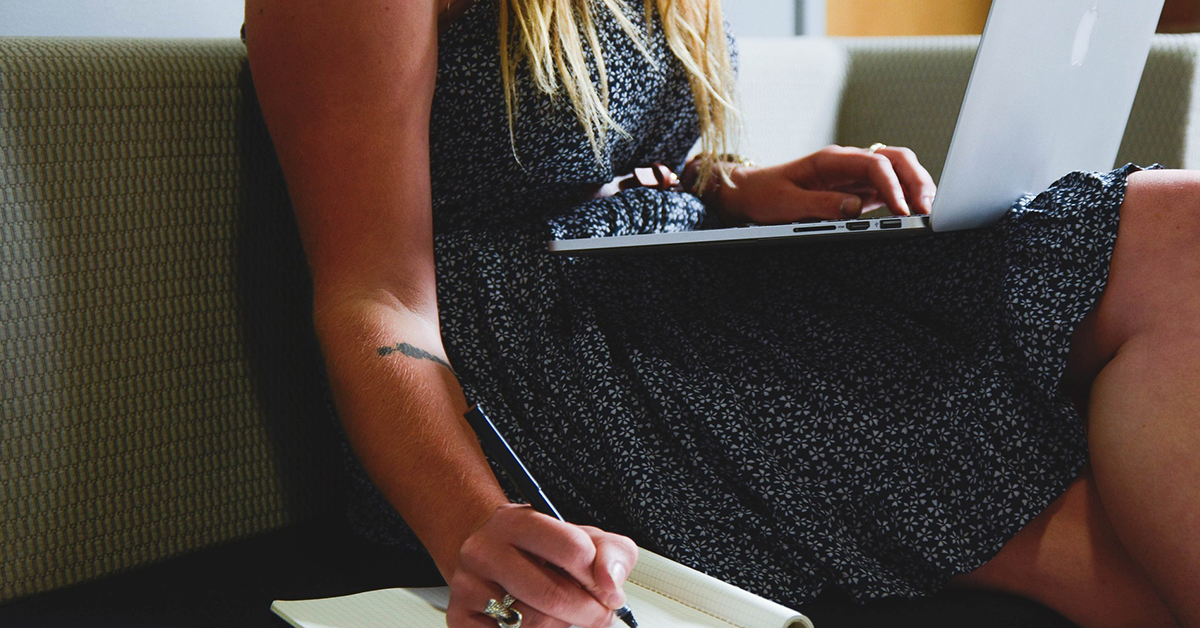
[{"xmin": 377, "ymin": 342, "xmax": 455, "ymax": 373}]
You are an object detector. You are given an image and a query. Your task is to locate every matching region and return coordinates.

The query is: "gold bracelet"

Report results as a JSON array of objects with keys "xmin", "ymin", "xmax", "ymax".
[
  {"xmin": 712, "ymin": 153, "xmax": 758, "ymax": 168},
  {"xmin": 685, "ymin": 153, "xmax": 757, "ymax": 197}
]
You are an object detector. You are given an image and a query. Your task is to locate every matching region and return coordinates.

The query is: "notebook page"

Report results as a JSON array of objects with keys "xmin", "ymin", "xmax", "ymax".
[
  {"xmin": 628, "ymin": 550, "xmax": 813, "ymax": 628},
  {"xmin": 272, "ymin": 588, "xmax": 447, "ymax": 628},
  {"xmin": 273, "ymin": 585, "xmax": 755, "ymax": 628},
  {"xmin": 271, "ymin": 552, "xmax": 810, "ymax": 628}
]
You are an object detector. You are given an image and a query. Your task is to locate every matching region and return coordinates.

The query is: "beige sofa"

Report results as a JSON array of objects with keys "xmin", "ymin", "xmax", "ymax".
[{"xmin": 4, "ymin": 33, "xmax": 1200, "ymax": 624}]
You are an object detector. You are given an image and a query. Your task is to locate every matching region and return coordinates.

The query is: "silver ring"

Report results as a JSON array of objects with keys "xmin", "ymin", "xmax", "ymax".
[
  {"xmin": 867, "ymin": 142, "xmax": 888, "ymax": 154},
  {"xmin": 483, "ymin": 594, "xmax": 522, "ymax": 628}
]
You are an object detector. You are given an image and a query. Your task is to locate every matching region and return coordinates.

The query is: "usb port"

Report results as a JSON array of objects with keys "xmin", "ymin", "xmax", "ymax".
[
  {"xmin": 879, "ymin": 219, "xmax": 902, "ymax": 230},
  {"xmin": 846, "ymin": 221, "xmax": 871, "ymax": 232}
]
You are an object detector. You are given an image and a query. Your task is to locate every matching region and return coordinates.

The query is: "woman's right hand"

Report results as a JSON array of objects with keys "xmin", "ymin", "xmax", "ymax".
[{"xmin": 446, "ymin": 504, "xmax": 639, "ymax": 628}]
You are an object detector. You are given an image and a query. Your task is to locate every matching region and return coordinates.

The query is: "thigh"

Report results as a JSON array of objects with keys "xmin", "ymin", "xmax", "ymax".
[
  {"xmin": 950, "ymin": 469, "xmax": 1176, "ymax": 628},
  {"xmin": 1067, "ymin": 169, "xmax": 1200, "ymax": 377}
]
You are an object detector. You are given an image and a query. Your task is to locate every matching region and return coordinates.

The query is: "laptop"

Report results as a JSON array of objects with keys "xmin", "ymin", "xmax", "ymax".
[{"xmin": 548, "ymin": 0, "xmax": 1164, "ymax": 256}]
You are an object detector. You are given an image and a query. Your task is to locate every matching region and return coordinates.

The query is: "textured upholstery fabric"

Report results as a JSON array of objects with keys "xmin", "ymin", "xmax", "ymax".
[
  {"xmin": 1119, "ymin": 35, "xmax": 1200, "ymax": 169},
  {"xmin": 4, "ymin": 33, "xmax": 1200, "ymax": 607},
  {"xmin": 835, "ymin": 36, "xmax": 977, "ymax": 182},
  {"xmin": 832, "ymin": 35, "xmax": 1200, "ymax": 181},
  {"xmin": 0, "ymin": 38, "xmax": 339, "ymax": 603}
]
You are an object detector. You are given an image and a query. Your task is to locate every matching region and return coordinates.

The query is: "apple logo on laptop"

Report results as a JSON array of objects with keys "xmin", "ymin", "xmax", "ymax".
[{"xmin": 1071, "ymin": 5, "xmax": 1100, "ymax": 67}]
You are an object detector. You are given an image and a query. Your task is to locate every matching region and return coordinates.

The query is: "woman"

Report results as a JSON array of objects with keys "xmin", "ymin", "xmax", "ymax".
[{"xmin": 243, "ymin": 0, "xmax": 1200, "ymax": 626}]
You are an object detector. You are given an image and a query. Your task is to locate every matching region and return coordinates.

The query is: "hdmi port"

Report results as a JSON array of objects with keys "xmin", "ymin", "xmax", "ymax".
[
  {"xmin": 880, "ymin": 219, "xmax": 902, "ymax": 230},
  {"xmin": 846, "ymin": 221, "xmax": 871, "ymax": 232}
]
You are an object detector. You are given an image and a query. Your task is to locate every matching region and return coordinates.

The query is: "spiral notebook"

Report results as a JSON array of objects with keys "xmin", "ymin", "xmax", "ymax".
[{"xmin": 271, "ymin": 548, "xmax": 813, "ymax": 628}]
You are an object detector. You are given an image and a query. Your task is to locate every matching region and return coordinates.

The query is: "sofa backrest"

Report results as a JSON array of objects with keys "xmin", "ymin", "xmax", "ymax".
[
  {"xmin": 739, "ymin": 34, "xmax": 1200, "ymax": 178},
  {"xmin": 5, "ymin": 32, "xmax": 1200, "ymax": 605},
  {"xmin": 0, "ymin": 38, "xmax": 340, "ymax": 604}
]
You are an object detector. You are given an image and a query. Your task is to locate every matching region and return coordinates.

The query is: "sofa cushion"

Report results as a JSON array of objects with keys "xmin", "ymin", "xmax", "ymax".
[
  {"xmin": 0, "ymin": 517, "xmax": 1076, "ymax": 628},
  {"xmin": 0, "ymin": 38, "xmax": 342, "ymax": 603}
]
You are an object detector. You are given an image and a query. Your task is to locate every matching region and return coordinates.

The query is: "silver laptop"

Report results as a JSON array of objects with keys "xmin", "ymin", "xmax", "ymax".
[{"xmin": 548, "ymin": 0, "xmax": 1164, "ymax": 256}]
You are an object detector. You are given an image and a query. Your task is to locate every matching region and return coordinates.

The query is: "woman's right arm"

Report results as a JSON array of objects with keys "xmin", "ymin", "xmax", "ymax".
[{"xmin": 243, "ymin": 3, "xmax": 634, "ymax": 626}]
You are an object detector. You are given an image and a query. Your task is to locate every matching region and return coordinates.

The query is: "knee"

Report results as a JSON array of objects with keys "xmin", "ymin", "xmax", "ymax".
[
  {"xmin": 1092, "ymin": 170, "xmax": 1200, "ymax": 347},
  {"xmin": 1120, "ymin": 169, "xmax": 1200, "ymax": 240}
]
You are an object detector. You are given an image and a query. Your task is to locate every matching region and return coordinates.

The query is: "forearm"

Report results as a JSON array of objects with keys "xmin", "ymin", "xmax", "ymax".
[
  {"xmin": 245, "ymin": 0, "xmax": 539, "ymax": 592},
  {"xmin": 316, "ymin": 296, "xmax": 508, "ymax": 579}
]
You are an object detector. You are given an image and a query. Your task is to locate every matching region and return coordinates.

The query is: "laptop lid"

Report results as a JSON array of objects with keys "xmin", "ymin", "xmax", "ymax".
[
  {"xmin": 546, "ymin": 0, "xmax": 1163, "ymax": 255},
  {"xmin": 931, "ymin": 0, "xmax": 1163, "ymax": 232}
]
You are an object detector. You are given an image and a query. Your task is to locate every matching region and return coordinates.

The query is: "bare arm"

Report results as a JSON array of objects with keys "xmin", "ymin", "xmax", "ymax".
[
  {"xmin": 244, "ymin": 0, "xmax": 503, "ymax": 574},
  {"xmin": 244, "ymin": 4, "xmax": 634, "ymax": 626}
]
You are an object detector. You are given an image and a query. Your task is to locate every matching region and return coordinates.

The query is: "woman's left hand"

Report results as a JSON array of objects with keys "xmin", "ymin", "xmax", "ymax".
[{"xmin": 716, "ymin": 144, "xmax": 937, "ymax": 225}]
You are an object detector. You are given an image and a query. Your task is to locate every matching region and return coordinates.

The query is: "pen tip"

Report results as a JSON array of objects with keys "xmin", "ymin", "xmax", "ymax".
[{"xmin": 615, "ymin": 605, "xmax": 638, "ymax": 628}]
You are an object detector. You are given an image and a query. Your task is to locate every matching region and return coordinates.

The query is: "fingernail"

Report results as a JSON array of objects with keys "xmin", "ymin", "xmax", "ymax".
[
  {"xmin": 609, "ymin": 562, "xmax": 626, "ymax": 585},
  {"xmin": 607, "ymin": 563, "xmax": 627, "ymax": 608},
  {"xmin": 840, "ymin": 196, "xmax": 862, "ymax": 217},
  {"xmin": 922, "ymin": 195, "xmax": 935, "ymax": 214}
]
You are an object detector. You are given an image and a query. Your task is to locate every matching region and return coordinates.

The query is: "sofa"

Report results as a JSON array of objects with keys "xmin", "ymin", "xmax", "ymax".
[{"xmin": 4, "ymin": 33, "xmax": 1200, "ymax": 627}]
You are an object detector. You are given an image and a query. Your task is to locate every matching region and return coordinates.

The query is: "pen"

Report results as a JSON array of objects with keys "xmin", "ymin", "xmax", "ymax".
[{"xmin": 464, "ymin": 405, "xmax": 639, "ymax": 628}]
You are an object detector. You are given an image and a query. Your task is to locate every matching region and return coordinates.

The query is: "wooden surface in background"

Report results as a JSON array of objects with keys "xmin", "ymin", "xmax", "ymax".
[
  {"xmin": 828, "ymin": 0, "xmax": 1200, "ymax": 36},
  {"xmin": 827, "ymin": 0, "xmax": 992, "ymax": 36},
  {"xmin": 1160, "ymin": 0, "xmax": 1200, "ymax": 32}
]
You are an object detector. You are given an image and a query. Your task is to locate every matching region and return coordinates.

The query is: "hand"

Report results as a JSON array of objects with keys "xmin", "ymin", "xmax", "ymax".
[
  {"xmin": 446, "ymin": 504, "xmax": 639, "ymax": 628},
  {"xmin": 717, "ymin": 144, "xmax": 937, "ymax": 225}
]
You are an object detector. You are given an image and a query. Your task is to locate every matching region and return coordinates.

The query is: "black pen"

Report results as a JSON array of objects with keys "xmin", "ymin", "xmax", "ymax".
[{"xmin": 464, "ymin": 405, "xmax": 639, "ymax": 628}]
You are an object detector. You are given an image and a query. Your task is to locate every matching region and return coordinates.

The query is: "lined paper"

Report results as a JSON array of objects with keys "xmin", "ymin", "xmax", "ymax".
[
  {"xmin": 628, "ymin": 550, "xmax": 812, "ymax": 628},
  {"xmin": 272, "ymin": 588, "xmax": 448, "ymax": 628},
  {"xmin": 272, "ymin": 550, "xmax": 811, "ymax": 628}
]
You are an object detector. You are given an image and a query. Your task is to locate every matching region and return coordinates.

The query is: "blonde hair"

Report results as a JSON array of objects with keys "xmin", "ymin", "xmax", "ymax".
[{"xmin": 497, "ymin": 0, "xmax": 738, "ymax": 187}]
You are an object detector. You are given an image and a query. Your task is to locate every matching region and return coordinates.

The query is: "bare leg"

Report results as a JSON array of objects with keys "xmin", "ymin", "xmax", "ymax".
[
  {"xmin": 953, "ymin": 169, "xmax": 1200, "ymax": 627},
  {"xmin": 953, "ymin": 471, "xmax": 1178, "ymax": 628},
  {"xmin": 1079, "ymin": 169, "xmax": 1200, "ymax": 624}
]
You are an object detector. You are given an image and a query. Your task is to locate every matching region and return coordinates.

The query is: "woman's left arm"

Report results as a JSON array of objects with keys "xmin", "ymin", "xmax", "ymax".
[{"xmin": 688, "ymin": 144, "xmax": 938, "ymax": 225}]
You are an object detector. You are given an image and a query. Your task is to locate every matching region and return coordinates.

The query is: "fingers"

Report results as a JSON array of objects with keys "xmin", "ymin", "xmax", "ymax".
[
  {"xmin": 759, "ymin": 187, "xmax": 863, "ymax": 222},
  {"xmin": 874, "ymin": 145, "xmax": 936, "ymax": 215},
  {"xmin": 459, "ymin": 535, "xmax": 615, "ymax": 628},
  {"xmin": 580, "ymin": 526, "xmax": 638, "ymax": 609},
  {"xmin": 783, "ymin": 145, "xmax": 934, "ymax": 217},
  {"xmin": 824, "ymin": 147, "xmax": 910, "ymax": 216},
  {"xmin": 501, "ymin": 510, "xmax": 602, "ymax": 594},
  {"xmin": 447, "ymin": 570, "xmax": 572, "ymax": 628},
  {"xmin": 453, "ymin": 505, "xmax": 632, "ymax": 628}
]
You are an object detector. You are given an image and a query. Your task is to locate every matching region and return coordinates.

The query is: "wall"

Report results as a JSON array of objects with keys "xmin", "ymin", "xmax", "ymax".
[
  {"xmin": 0, "ymin": 0, "xmax": 245, "ymax": 38},
  {"xmin": 0, "ymin": 0, "xmax": 813, "ymax": 39},
  {"xmin": 723, "ymin": 0, "xmax": 797, "ymax": 37},
  {"xmin": 0, "ymin": 0, "xmax": 810, "ymax": 38}
]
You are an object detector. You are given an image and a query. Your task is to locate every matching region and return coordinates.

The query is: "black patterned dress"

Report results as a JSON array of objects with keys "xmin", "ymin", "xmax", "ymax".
[{"xmin": 343, "ymin": 0, "xmax": 1143, "ymax": 607}]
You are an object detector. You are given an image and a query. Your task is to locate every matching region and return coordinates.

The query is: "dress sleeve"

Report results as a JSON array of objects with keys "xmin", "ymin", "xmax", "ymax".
[{"xmin": 546, "ymin": 188, "xmax": 714, "ymax": 240}]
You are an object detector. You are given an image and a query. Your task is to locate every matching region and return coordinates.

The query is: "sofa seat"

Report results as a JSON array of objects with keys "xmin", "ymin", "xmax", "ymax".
[
  {"xmin": 7, "ymin": 34, "xmax": 1200, "ymax": 627},
  {"xmin": 0, "ymin": 517, "xmax": 1073, "ymax": 628}
]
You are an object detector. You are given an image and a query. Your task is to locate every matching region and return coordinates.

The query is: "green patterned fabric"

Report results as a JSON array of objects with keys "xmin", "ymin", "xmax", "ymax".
[
  {"xmin": 1119, "ymin": 35, "xmax": 1200, "ymax": 169},
  {"xmin": 835, "ymin": 35, "xmax": 1200, "ymax": 181},
  {"xmin": 836, "ymin": 37, "xmax": 978, "ymax": 183},
  {"xmin": 0, "ymin": 38, "xmax": 338, "ymax": 603},
  {"xmin": 3, "ymin": 33, "xmax": 1200, "ymax": 605}
]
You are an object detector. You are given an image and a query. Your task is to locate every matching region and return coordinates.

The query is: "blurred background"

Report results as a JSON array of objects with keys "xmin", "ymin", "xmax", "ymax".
[
  {"xmin": 825, "ymin": 0, "xmax": 1200, "ymax": 36},
  {"xmin": 0, "ymin": 0, "xmax": 1197, "ymax": 39}
]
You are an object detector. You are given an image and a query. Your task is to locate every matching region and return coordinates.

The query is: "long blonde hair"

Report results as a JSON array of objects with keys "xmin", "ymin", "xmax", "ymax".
[{"xmin": 497, "ymin": 0, "xmax": 738, "ymax": 183}]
